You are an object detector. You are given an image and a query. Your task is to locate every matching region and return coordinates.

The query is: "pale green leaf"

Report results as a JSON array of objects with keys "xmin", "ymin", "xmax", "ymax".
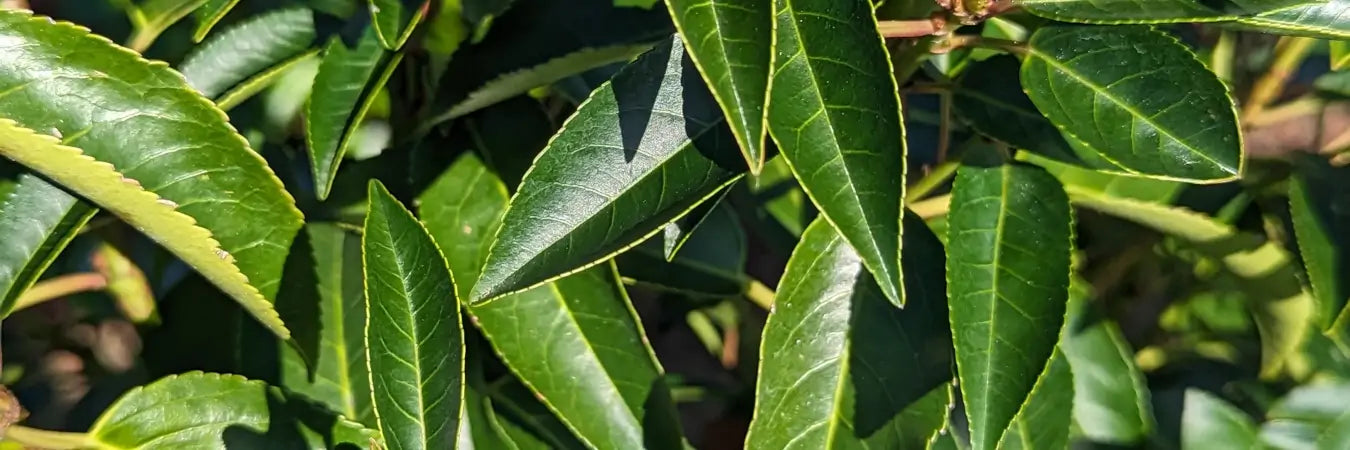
[
  {"xmin": 1234, "ymin": 0, "xmax": 1350, "ymax": 39},
  {"xmin": 1334, "ymin": 41, "xmax": 1349, "ymax": 69},
  {"xmin": 1182, "ymin": 389, "xmax": 1261, "ymax": 450},
  {"xmin": 997, "ymin": 349, "xmax": 1073, "ymax": 450},
  {"xmin": 1063, "ymin": 279, "xmax": 1153, "ymax": 445},
  {"xmin": 191, "ymin": 0, "xmax": 239, "ymax": 42}
]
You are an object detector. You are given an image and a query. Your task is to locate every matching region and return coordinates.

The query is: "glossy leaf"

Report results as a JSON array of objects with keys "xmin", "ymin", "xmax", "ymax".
[
  {"xmin": 1019, "ymin": 0, "xmax": 1310, "ymax": 23},
  {"xmin": 1235, "ymin": 0, "xmax": 1350, "ymax": 39},
  {"xmin": 1022, "ymin": 26, "xmax": 1242, "ymax": 182},
  {"xmin": 419, "ymin": 153, "xmax": 510, "ymax": 301},
  {"xmin": 1289, "ymin": 154, "xmax": 1350, "ymax": 330},
  {"xmin": 666, "ymin": 0, "xmax": 772, "ymax": 173},
  {"xmin": 130, "ymin": 0, "xmax": 207, "ymax": 48},
  {"xmin": 747, "ymin": 214, "xmax": 952, "ymax": 448},
  {"xmin": 997, "ymin": 350, "xmax": 1073, "ymax": 450},
  {"xmin": 617, "ymin": 202, "xmax": 748, "ymax": 298},
  {"xmin": 946, "ymin": 155, "xmax": 1072, "ymax": 450},
  {"xmin": 363, "ymin": 181, "xmax": 464, "ymax": 449},
  {"xmin": 0, "ymin": 172, "xmax": 96, "ymax": 317},
  {"xmin": 307, "ymin": 26, "xmax": 402, "ymax": 200},
  {"xmin": 954, "ymin": 56, "xmax": 1081, "ymax": 165},
  {"xmin": 179, "ymin": 7, "xmax": 317, "ymax": 101},
  {"xmin": 767, "ymin": 0, "xmax": 906, "ymax": 305},
  {"xmin": 470, "ymin": 35, "xmax": 745, "ymax": 302},
  {"xmin": 1182, "ymin": 390, "xmax": 1261, "ymax": 449},
  {"xmin": 1063, "ymin": 280, "xmax": 1153, "ymax": 445},
  {"xmin": 191, "ymin": 0, "xmax": 239, "ymax": 41},
  {"xmin": 0, "ymin": 9, "xmax": 304, "ymax": 336},
  {"xmin": 88, "ymin": 372, "xmax": 376, "ymax": 448},
  {"xmin": 371, "ymin": 0, "xmax": 429, "ymax": 49}
]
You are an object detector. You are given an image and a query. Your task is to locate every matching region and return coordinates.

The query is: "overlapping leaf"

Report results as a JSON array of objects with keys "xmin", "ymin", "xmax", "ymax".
[
  {"xmin": 1182, "ymin": 390, "xmax": 1261, "ymax": 449},
  {"xmin": 0, "ymin": 171, "xmax": 96, "ymax": 317},
  {"xmin": 179, "ymin": 7, "xmax": 318, "ymax": 105},
  {"xmin": 747, "ymin": 214, "xmax": 952, "ymax": 448},
  {"xmin": 1019, "ymin": 0, "xmax": 1312, "ymax": 23},
  {"xmin": 955, "ymin": 56, "xmax": 1083, "ymax": 165},
  {"xmin": 617, "ymin": 202, "xmax": 748, "ymax": 298},
  {"xmin": 1022, "ymin": 26, "xmax": 1242, "ymax": 182},
  {"xmin": 997, "ymin": 350, "xmax": 1073, "ymax": 450},
  {"xmin": 1334, "ymin": 41, "xmax": 1349, "ymax": 69},
  {"xmin": 371, "ymin": 0, "xmax": 429, "ymax": 49},
  {"xmin": 191, "ymin": 0, "xmax": 240, "ymax": 41},
  {"xmin": 767, "ymin": 0, "xmax": 906, "ymax": 305},
  {"xmin": 946, "ymin": 154, "xmax": 1071, "ymax": 450},
  {"xmin": 470, "ymin": 35, "xmax": 745, "ymax": 302},
  {"xmin": 666, "ymin": 0, "xmax": 772, "ymax": 172},
  {"xmin": 128, "ymin": 0, "xmax": 208, "ymax": 48},
  {"xmin": 1234, "ymin": 0, "xmax": 1350, "ymax": 39},
  {"xmin": 1290, "ymin": 154, "xmax": 1350, "ymax": 330},
  {"xmin": 661, "ymin": 187, "xmax": 731, "ymax": 260},
  {"xmin": 363, "ymin": 181, "xmax": 464, "ymax": 449},
  {"xmin": 1062, "ymin": 280, "xmax": 1153, "ymax": 445},
  {"xmin": 307, "ymin": 26, "xmax": 402, "ymax": 200}
]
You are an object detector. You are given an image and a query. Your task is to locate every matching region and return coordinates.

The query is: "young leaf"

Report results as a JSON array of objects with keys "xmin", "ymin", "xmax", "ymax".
[
  {"xmin": 997, "ymin": 350, "xmax": 1073, "ymax": 450},
  {"xmin": 666, "ymin": 0, "xmax": 772, "ymax": 173},
  {"xmin": 307, "ymin": 26, "xmax": 403, "ymax": 200},
  {"xmin": 767, "ymin": 0, "xmax": 907, "ymax": 305},
  {"xmin": 954, "ymin": 56, "xmax": 1082, "ymax": 165},
  {"xmin": 1235, "ymin": 0, "xmax": 1350, "ymax": 39},
  {"xmin": 1063, "ymin": 280, "xmax": 1154, "ymax": 445},
  {"xmin": 88, "ymin": 372, "xmax": 376, "ymax": 448},
  {"xmin": 179, "ymin": 7, "xmax": 317, "ymax": 102},
  {"xmin": 1182, "ymin": 390, "xmax": 1261, "ymax": 449},
  {"xmin": 371, "ymin": 0, "xmax": 430, "ymax": 49},
  {"xmin": 470, "ymin": 35, "xmax": 745, "ymax": 302},
  {"xmin": 363, "ymin": 180, "xmax": 465, "ymax": 449},
  {"xmin": 0, "ymin": 9, "xmax": 304, "ymax": 336},
  {"xmin": 1289, "ymin": 154, "xmax": 1350, "ymax": 330},
  {"xmin": 469, "ymin": 265, "xmax": 684, "ymax": 449},
  {"xmin": 0, "ymin": 173, "xmax": 96, "ymax": 317},
  {"xmin": 946, "ymin": 153, "xmax": 1072, "ymax": 450},
  {"xmin": 191, "ymin": 0, "xmax": 240, "ymax": 41},
  {"xmin": 1022, "ymin": 26, "xmax": 1242, "ymax": 182},
  {"xmin": 1019, "ymin": 0, "xmax": 1308, "ymax": 23},
  {"xmin": 747, "ymin": 214, "xmax": 952, "ymax": 449}
]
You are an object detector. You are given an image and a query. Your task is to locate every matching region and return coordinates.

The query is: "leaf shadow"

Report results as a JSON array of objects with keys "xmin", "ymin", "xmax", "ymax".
[{"xmin": 222, "ymin": 388, "xmax": 365, "ymax": 449}]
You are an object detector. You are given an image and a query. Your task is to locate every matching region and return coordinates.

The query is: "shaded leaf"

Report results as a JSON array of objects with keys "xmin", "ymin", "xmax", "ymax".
[
  {"xmin": 1289, "ymin": 154, "xmax": 1350, "ymax": 330},
  {"xmin": 661, "ymin": 186, "xmax": 731, "ymax": 261},
  {"xmin": 179, "ymin": 7, "xmax": 318, "ymax": 103},
  {"xmin": 371, "ymin": 0, "xmax": 429, "ymax": 49},
  {"xmin": 130, "ymin": 0, "xmax": 207, "ymax": 47},
  {"xmin": 747, "ymin": 214, "xmax": 953, "ymax": 449},
  {"xmin": 0, "ymin": 171, "xmax": 96, "ymax": 317},
  {"xmin": 1022, "ymin": 26, "xmax": 1242, "ymax": 182},
  {"xmin": 767, "ymin": 0, "xmax": 906, "ymax": 305},
  {"xmin": 666, "ymin": 0, "xmax": 772, "ymax": 172},
  {"xmin": 307, "ymin": 26, "xmax": 403, "ymax": 200},
  {"xmin": 1021, "ymin": 152, "xmax": 1183, "ymax": 204},
  {"xmin": 418, "ymin": 152, "xmax": 509, "ymax": 301},
  {"xmin": 1182, "ymin": 390, "xmax": 1260, "ymax": 449},
  {"xmin": 363, "ymin": 181, "xmax": 464, "ymax": 449},
  {"xmin": 997, "ymin": 350, "xmax": 1073, "ymax": 450},
  {"xmin": 953, "ymin": 55, "xmax": 1081, "ymax": 165},
  {"xmin": 89, "ymin": 372, "xmax": 376, "ymax": 448},
  {"xmin": 191, "ymin": 0, "xmax": 239, "ymax": 41},
  {"xmin": 0, "ymin": 9, "xmax": 304, "ymax": 336},
  {"xmin": 1062, "ymin": 279, "xmax": 1153, "ymax": 445},
  {"xmin": 93, "ymin": 242, "xmax": 158, "ymax": 324},
  {"xmin": 946, "ymin": 153, "xmax": 1071, "ymax": 450},
  {"xmin": 617, "ymin": 201, "xmax": 748, "ymax": 298},
  {"xmin": 1234, "ymin": 0, "xmax": 1350, "ymax": 39},
  {"xmin": 470, "ymin": 35, "xmax": 744, "ymax": 302},
  {"xmin": 1334, "ymin": 41, "xmax": 1349, "ymax": 70},
  {"xmin": 1019, "ymin": 0, "xmax": 1310, "ymax": 23}
]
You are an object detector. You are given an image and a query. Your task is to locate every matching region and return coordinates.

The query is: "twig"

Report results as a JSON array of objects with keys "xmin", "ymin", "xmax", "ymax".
[
  {"xmin": 5, "ymin": 426, "xmax": 88, "ymax": 449},
  {"xmin": 11, "ymin": 273, "xmax": 107, "ymax": 312},
  {"xmin": 744, "ymin": 279, "xmax": 775, "ymax": 310},
  {"xmin": 1243, "ymin": 37, "xmax": 1316, "ymax": 122}
]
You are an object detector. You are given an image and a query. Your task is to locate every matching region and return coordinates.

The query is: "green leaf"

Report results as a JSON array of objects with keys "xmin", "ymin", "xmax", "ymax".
[
  {"xmin": 946, "ymin": 154, "xmax": 1072, "ymax": 450},
  {"xmin": 0, "ymin": 9, "xmax": 304, "ymax": 338},
  {"xmin": 767, "ymin": 0, "xmax": 907, "ymax": 305},
  {"xmin": 1334, "ymin": 41, "xmax": 1349, "ymax": 70},
  {"xmin": 1062, "ymin": 280, "xmax": 1153, "ymax": 445},
  {"xmin": 486, "ymin": 378, "xmax": 590, "ymax": 449},
  {"xmin": 1234, "ymin": 0, "xmax": 1350, "ymax": 39},
  {"xmin": 371, "ymin": 0, "xmax": 429, "ymax": 49},
  {"xmin": 93, "ymin": 242, "xmax": 158, "ymax": 324},
  {"xmin": 953, "ymin": 56, "xmax": 1081, "ymax": 165},
  {"xmin": 470, "ymin": 35, "xmax": 745, "ymax": 302},
  {"xmin": 1289, "ymin": 154, "xmax": 1350, "ymax": 330},
  {"xmin": 179, "ymin": 8, "xmax": 318, "ymax": 103},
  {"xmin": 307, "ymin": 26, "xmax": 403, "ymax": 200},
  {"xmin": 1019, "ymin": 0, "xmax": 1311, "ymax": 23},
  {"xmin": 1182, "ymin": 390, "xmax": 1261, "ymax": 449},
  {"xmin": 89, "ymin": 372, "xmax": 376, "ymax": 448},
  {"xmin": 429, "ymin": 0, "xmax": 672, "ymax": 123},
  {"xmin": 363, "ymin": 180, "xmax": 465, "ymax": 449},
  {"xmin": 191, "ymin": 0, "xmax": 239, "ymax": 41},
  {"xmin": 661, "ymin": 187, "xmax": 731, "ymax": 260},
  {"xmin": 1020, "ymin": 152, "xmax": 1183, "ymax": 204},
  {"xmin": 129, "ymin": 0, "xmax": 208, "ymax": 48},
  {"xmin": 997, "ymin": 349, "xmax": 1073, "ymax": 450},
  {"xmin": 617, "ymin": 201, "xmax": 748, "ymax": 298},
  {"xmin": 747, "ymin": 214, "xmax": 953, "ymax": 449},
  {"xmin": 0, "ymin": 172, "xmax": 96, "ymax": 317},
  {"xmin": 666, "ymin": 0, "xmax": 772, "ymax": 173},
  {"xmin": 418, "ymin": 152, "xmax": 510, "ymax": 301},
  {"xmin": 1022, "ymin": 26, "xmax": 1242, "ymax": 182}
]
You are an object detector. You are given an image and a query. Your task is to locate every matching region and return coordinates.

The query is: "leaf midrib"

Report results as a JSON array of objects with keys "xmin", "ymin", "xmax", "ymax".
[
  {"xmin": 689, "ymin": 0, "xmax": 760, "ymax": 157},
  {"xmin": 373, "ymin": 221, "xmax": 432, "ymax": 446},
  {"xmin": 977, "ymin": 165, "xmax": 1014, "ymax": 449}
]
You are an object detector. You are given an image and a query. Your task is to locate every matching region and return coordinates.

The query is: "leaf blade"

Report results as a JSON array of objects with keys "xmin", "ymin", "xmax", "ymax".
[
  {"xmin": 1289, "ymin": 154, "xmax": 1350, "ymax": 330},
  {"xmin": 1235, "ymin": 0, "xmax": 1350, "ymax": 39},
  {"xmin": 0, "ymin": 171, "xmax": 96, "ymax": 317},
  {"xmin": 179, "ymin": 7, "xmax": 317, "ymax": 101},
  {"xmin": 307, "ymin": 27, "xmax": 403, "ymax": 200},
  {"xmin": 1019, "ymin": 0, "xmax": 1311, "ymax": 23},
  {"xmin": 371, "ymin": 0, "xmax": 429, "ymax": 49},
  {"xmin": 191, "ymin": 0, "xmax": 240, "ymax": 41}
]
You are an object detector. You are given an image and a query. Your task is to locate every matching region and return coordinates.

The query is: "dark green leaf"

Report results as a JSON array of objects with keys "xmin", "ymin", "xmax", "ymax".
[
  {"xmin": 666, "ymin": 0, "xmax": 772, "ymax": 172},
  {"xmin": 89, "ymin": 372, "xmax": 376, "ymax": 448},
  {"xmin": 1022, "ymin": 26, "xmax": 1242, "ymax": 182},
  {"xmin": 1235, "ymin": 0, "xmax": 1350, "ymax": 39},
  {"xmin": 0, "ymin": 172, "xmax": 96, "ymax": 317},
  {"xmin": 1019, "ymin": 0, "xmax": 1310, "ymax": 23},
  {"xmin": 616, "ymin": 201, "xmax": 748, "ymax": 298},
  {"xmin": 1289, "ymin": 154, "xmax": 1350, "ymax": 330},
  {"xmin": 191, "ymin": 0, "xmax": 239, "ymax": 41},
  {"xmin": 953, "ymin": 56, "xmax": 1081, "ymax": 165},
  {"xmin": 1062, "ymin": 280, "xmax": 1153, "ymax": 445},
  {"xmin": 997, "ymin": 350, "xmax": 1073, "ymax": 450},
  {"xmin": 747, "ymin": 214, "xmax": 952, "ymax": 448},
  {"xmin": 371, "ymin": 0, "xmax": 429, "ymax": 49},
  {"xmin": 179, "ymin": 8, "xmax": 317, "ymax": 101},
  {"xmin": 946, "ymin": 153, "xmax": 1071, "ymax": 450},
  {"xmin": 1182, "ymin": 390, "xmax": 1261, "ymax": 449},
  {"xmin": 470, "ymin": 35, "xmax": 745, "ymax": 302},
  {"xmin": 767, "ymin": 0, "xmax": 906, "ymax": 305},
  {"xmin": 307, "ymin": 26, "xmax": 402, "ymax": 200},
  {"xmin": 363, "ymin": 181, "xmax": 465, "ymax": 449},
  {"xmin": 661, "ymin": 186, "xmax": 731, "ymax": 260}
]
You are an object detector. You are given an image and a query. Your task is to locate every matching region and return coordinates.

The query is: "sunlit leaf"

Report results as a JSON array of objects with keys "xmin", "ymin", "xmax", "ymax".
[
  {"xmin": 1063, "ymin": 279, "xmax": 1153, "ymax": 445},
  {"xmin": 0, "ymin": 170, "xmax": 96, "ymax": 317},
  {"xmin": 998, "ymin": 350, "xmax": 1073, "ymax": 450},
  {"xmin": 1019, "ymin": 0, "xmax": 1310, "ymax": 23},
  {"xmin": 1234, "ymin": 0, "xmax": 1350, "ymax": 39},
  {"xmin": 307, "ymin": 26, "xmax": 402, "ymax": 200},
  {"xmin": 191, "ymin": 0, "xmax": 239, "ymax": 41},
  {"xmin": 93, "ymin": 242, "xmax": 158, "ymax": 324},
  {"xmin": 1182, "ymin": 389, "xmax": 1261, "ymax": 449},
  {"xmin": 370, "ymin": 0, "xmax": 429, "ymax": 49},
  {"xmin": 179, "ymin": 7, "xmax": 318, "ymax": 106}
]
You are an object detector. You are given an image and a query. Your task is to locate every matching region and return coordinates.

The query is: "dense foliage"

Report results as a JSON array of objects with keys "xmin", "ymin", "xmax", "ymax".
[{"xmin": 0, "ymin": 0, "xmax": 1347, "ymax": 448}]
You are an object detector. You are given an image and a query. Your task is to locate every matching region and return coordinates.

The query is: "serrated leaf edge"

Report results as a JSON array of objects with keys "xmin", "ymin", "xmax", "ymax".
[
  {"xmin": 191, "ymin": 0, "xmax": 241, "ymax": 42},
  {"xmin": 305, "ymin": 37, "xmax": 405, "ymax": 200}
]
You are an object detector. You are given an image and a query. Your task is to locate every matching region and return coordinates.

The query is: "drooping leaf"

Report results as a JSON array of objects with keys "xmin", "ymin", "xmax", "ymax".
[
  {"xmin": 0, "ymin": 9, "xmax": 304, "ymax": 337},
  {"xmin": 307, "ymin": 26, "xmax": 403, "ymax": 200},
  {"xmin": 179, "ymin": 7, "xmax": 318, "ymax": 104},
  {"xmin": 997, "ymin": 349, "xmax": 1073, "ymax": 450},
  {"xmin": 1182, "ymin": 390, "xmax": 1261, "ymax": 449},
  {"xmin": 1234, "ymin": 0, "xmax": 1350, "ymax": 39},
  {"xmin": 617, "ymin": 202, "xmax": 748, "ymax": 298},
  {"xmin": 1062, "ymin": 279, "xmax": 1153, "ymax": 445},
  {"xmin": 1019, "ymin": 0, "xmax": 1310, "ymax": 23},
  {"xmin": 767, "ymin": 0, "xmax": 907, "ymax": 305},
  {"xmin": 429, "ymin": 0, "xmax": 672, "ymax": 123},
  {"xmin": 953, "ymin": 56, "xmax": 1081, "ymax": 165},
  {"xmin": 363, "ymin": 181, "xmax": 464, "ymax": 449},
  {"xmin": 946, "ymin": 153, "xmax": 1072, "ymax": 450},
  {"xmin": 191, "ymin": 0, "xmax": 240, "ymax": 41},
  {"xmin": 88, "ymin": 372, "xmax": 376, "ymax": 448},
  {"xmin": 747, "ymin": 214, "xmax": 952, "ymax": 448},
  {"xmin": 371, "ymin": 0, "xmax": 430, "ymax": 49},
  {"xmin": 0, "ymin": 172, "xmax": 96, "ymax": 317},
  {"xmin": 1022, "ymin": 26, "xmax": 1242, "ymax": 182},
  {"xmin": 470, "ymin": 35, "xmax": 745, "ymax": 302},
  {"xmin": 666, "ymin": 0, "xmax": 772, "ymax": 173},
  {"xmin": 1289, "ymin": 154, "xmax": 1350, "ymax": 330}
]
